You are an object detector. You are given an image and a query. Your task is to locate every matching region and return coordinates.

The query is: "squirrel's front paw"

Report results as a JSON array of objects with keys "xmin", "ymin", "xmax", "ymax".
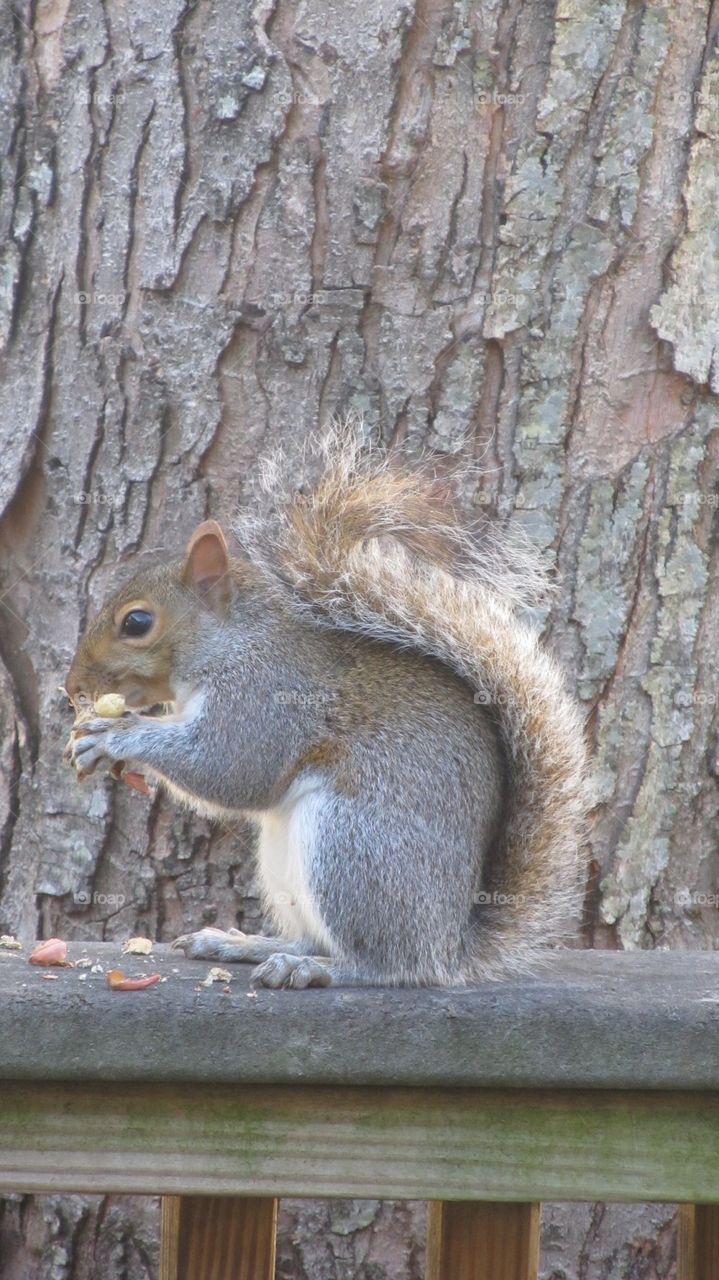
[
  {"xmin": 66, "ymin": 714, "xmax": 142, "ymax": 779},
  {"xmin": 251, "ymin": 954, "xmax": 332, "ymax": 990}
]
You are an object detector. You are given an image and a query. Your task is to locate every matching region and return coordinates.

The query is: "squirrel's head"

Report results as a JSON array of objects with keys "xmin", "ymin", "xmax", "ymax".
[{"xmin": 65, "ymin": 521, "xmax": 234, "ymax": 711}]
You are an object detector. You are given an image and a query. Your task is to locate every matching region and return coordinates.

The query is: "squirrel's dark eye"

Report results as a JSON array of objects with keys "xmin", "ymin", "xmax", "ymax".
[{"xmin": 120, "ymin": 609, "xmax": 154, "ymax": 638}]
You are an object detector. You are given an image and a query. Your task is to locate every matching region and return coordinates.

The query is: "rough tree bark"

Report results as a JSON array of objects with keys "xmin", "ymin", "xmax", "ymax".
[{"xmin": 0, "ymin": 0, "xmax": 717, "ymax": 1276}]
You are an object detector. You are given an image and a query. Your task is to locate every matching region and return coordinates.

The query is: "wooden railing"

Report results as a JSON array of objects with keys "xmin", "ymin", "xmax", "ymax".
[{"xmin": 1, "ymin": 944, "xmax": 717, "ymax": 1279}]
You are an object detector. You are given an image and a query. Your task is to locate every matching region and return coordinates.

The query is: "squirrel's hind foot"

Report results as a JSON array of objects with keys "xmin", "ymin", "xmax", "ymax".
[{"xmin": 251, "ymin": 953, "xmax": 332, "ymax": 989}]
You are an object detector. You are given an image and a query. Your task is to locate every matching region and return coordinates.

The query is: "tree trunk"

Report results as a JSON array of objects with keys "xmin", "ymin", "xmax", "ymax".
[{"xmin": 0, "ymin": 0, "xmax": 715, "ymax": 1275}]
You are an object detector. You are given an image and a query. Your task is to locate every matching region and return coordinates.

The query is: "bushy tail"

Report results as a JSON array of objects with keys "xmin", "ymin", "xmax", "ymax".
[{"xmin": 235, "ymin": 427, "xmax": 590, "ymax": 976}]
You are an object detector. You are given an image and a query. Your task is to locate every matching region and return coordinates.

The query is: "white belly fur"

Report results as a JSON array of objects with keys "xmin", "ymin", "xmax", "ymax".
[{"xmin": 255, "ymin": 774, "xmax": 335, "ymax": 951}]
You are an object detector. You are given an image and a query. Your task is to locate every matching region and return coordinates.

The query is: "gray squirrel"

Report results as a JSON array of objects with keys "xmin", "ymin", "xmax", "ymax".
[{"xmin": 64, "ymin": 431, "xmax": 589, "ymax": 988}]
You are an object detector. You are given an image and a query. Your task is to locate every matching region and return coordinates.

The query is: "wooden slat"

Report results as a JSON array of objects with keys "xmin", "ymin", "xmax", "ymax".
[
  {"xmin": 0, "ymin": 1082, "xmax": 718, "ymax": 1203},
  {"xmin": 678, "ymin": 1205, "xmax": 719, "ymax": 1280},
  {"xmin": 160, "ymin": 1198, "xmax": 182, "ymax": 1280},
  {"xmin": 160, "ymin": 1196, "xmax": 276, "ymax": 1280},
  {"xmin": 426, "ymin": 1201, "xmax": 539, "ymax": 1280}
]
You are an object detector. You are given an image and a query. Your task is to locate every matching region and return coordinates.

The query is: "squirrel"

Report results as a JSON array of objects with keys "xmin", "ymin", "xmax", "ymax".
[{"xmin": 64, "ymin": 430, "xmax": 589, "ymax": 989}]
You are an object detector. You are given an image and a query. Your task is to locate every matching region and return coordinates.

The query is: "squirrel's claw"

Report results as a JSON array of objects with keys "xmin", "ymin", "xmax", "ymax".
[
  {"xmin": 251, "ymin": 953, "xmax": 332, "ymax": 990},
  {"xmin": 69, "ymin": 731, "xmax": 115, "ymax": 777},
  {"xmin": 65, "ymin": 712, "xmax": 144, "ymax": 778},
  {"xmin": 66, "ymin": 716, "xmax": 132, "ymax": 776}
]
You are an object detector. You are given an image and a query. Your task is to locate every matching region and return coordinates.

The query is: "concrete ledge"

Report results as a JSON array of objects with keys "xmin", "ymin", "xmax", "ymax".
[{"xmin": 1, "ymin": 944, "xmax": 717, "ymax": 1089}]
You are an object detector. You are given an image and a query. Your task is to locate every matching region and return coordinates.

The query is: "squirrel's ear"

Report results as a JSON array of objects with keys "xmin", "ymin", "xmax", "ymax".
[{"xmin": 182, "ymin": 520, "xmax": 231, "ymax": 614}]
